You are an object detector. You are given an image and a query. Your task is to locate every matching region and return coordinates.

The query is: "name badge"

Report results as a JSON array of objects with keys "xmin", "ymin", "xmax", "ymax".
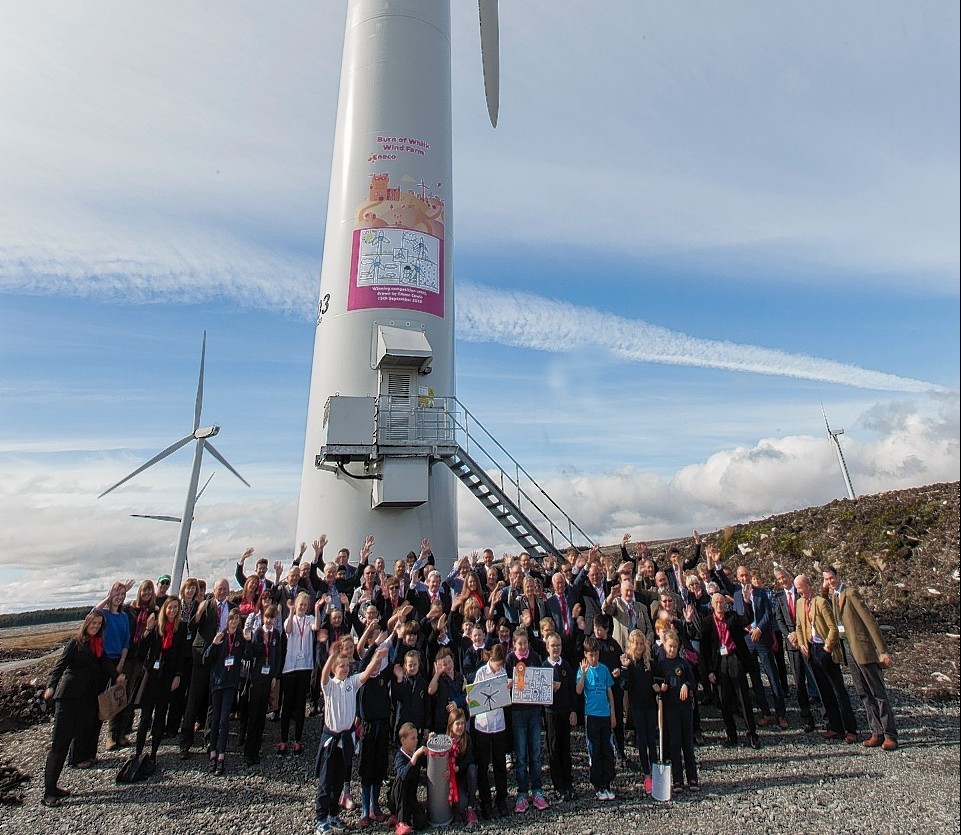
[
  {"xmin": 262, "ymin": 665, "xmax": 271, "ymax": 675},
  {"xmin": 719, "ymin": 645, "xmax": 729, "ymax": 656},
  {"xmin": 225, "ymin": 656, "xmax": 235, "ymax": 668},
  {"xmin": 838, "ymin": 624, "xmax": 846, "ymax": 634},
  {"xmin": 153, "ymin": 660, "xmax": 161, "ymax": 670}
]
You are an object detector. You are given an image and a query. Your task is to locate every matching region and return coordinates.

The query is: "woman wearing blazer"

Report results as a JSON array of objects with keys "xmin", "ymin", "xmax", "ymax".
[{"xmin": 42, "ymin": 611, "xmax": 121, "ymax": 807}]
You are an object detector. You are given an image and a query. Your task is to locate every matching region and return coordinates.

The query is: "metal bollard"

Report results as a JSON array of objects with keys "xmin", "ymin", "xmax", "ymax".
[{"xmin": 426, "ymin": 733, "xmax": 453, "ymax": 827}]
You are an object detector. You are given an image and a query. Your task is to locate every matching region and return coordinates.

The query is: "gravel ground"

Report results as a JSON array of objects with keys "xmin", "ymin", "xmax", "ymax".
[{"xmin": 1, "ymin": 687, "xmax": 957, "ymax": 835}]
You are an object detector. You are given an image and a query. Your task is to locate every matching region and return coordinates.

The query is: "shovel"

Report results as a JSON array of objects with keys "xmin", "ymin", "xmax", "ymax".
[{"xmin": 651, "ymin": 694, "xmax": 672, "ymax": 802}]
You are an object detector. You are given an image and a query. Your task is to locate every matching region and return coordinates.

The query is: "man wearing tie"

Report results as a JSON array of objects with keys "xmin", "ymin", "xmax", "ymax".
[
  {"xmin": 603, "ymin": 579, "xmax": 656, "ymax": 651},
  {"xmin": 545, "ymin": 571, "xmax": 579, "ymax": 662},
  {"xmin": 665, "ymin": 530, "xmax": 702, "ymax": 600},
  {"xmin": 773, "ymin": 567, "xmax": 816, "ymax": 732},
  {"xmin": 822, "ymin": 566, "xmax": 898, "ymax": 751}
]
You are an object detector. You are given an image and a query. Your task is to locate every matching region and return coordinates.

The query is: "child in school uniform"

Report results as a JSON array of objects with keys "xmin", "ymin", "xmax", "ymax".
[
  {"xmin": 391, "ymin": 649, "xmax": 429, "ymax": 742},
  {"xmin": 620, "ymin": 629, "xmax": 659, "ymax": 794},
  {"xmin": 446, "ymin": 708, "xmax": 479, "ymax": 824},
  {"xmin": 427, "ymin": 646, "xmax": 467, "ymax": 734},
  {"xmin": 544, "ymin": 633, "xmax": 577, "ymax": 801},
  {"xmin": 576, "ymin": 636, "xmax": 616, "ymax": 801},
  {"xmin": 358, "ymin": 639, "xmax": 394, "ymax": 826},
  {"xmin": 202, "ymin": 608, "xmax": 249, "ymax": 775},
  {"xmin": 471, "ymin": 643, "xmax": 510, "ymax": 819},
  {"xmin": 656, "ymin": 630, "xmax": 699, "ymax": 793},
  {"xmin": 504, "ymin": 627, "xmax": 550, "ymax": 813},
  {"xmin": 314, "ymin": 640, "xmax": 388, "ymax": 835},
  {"xmin": 388, "ymin": 722, "xmax": 430, "ymax": 835},
  {"xmin": 459, "ymin": 623, "xmax": 488, "ymax": 684}
]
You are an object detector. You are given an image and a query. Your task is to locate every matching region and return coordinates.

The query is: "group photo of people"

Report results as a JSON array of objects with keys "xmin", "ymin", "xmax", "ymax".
[{"xmin": 41, "ymin": 531, "xmax": 899, "ymax": 835}]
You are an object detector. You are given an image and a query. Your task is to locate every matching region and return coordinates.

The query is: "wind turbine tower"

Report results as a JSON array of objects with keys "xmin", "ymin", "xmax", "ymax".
[
  {"xmin": 295, "ymin": 1, "xmax": 500, "ymax": 559},
  {"xmin": 99, "ymin": 333, "xmax": 249, "ymax": 590},
  {"xmin": 822, "ymin": 405, "xmax": 856, "ymax": 501}
]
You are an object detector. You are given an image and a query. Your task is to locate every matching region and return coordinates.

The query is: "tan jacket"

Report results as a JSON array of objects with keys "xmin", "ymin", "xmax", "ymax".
[
  {"xmin": 794, "ymin": 593, "xmax": 843, "ymax": 665},
  {"xmin": 829, "ymin": 587, "xmax": 888, "ymax": 666}
]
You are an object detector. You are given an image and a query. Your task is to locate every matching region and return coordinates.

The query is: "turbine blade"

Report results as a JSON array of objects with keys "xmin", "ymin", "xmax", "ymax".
[
  {"xmin": 130, "ymin": 514, "xmax": 181, "ymax": 523},
  {"xmin": 195, "ymin": 471, "xmax": 216, "ymax": 502},
  {"xmin": 204, "ymin": 441, "xmax": 250, "ymax": 487},
  {"xmin": 194, "ymin": 331, "xmax": 207, "ymax": 433},
  {"xmin": 478, "ymin": 0, "xmax": 500, "ymax": 127},
  {"xmin": 98, "ymin": 435, "xmax": 195, "ymax": 498}
]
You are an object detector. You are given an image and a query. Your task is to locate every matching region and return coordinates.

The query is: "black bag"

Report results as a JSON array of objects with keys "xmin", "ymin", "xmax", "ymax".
[{"xmin": 116, "ymin": 752, "xmax": 154, "ymax": 784}]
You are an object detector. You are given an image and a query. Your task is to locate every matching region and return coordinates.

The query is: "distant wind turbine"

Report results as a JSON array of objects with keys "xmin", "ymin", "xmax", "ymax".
[
  {"xmin": 822, "ymin": 404, "xmax": 856, "ymax": 501},
  {"xmin": 99, "ymin": 333, "xmax": 249, "ymax": 590}
]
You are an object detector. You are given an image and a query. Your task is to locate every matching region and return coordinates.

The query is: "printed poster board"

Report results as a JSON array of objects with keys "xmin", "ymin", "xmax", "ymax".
[{"xmin": 466, "ymin": 673, "xmax": 510, "ymax": 717}]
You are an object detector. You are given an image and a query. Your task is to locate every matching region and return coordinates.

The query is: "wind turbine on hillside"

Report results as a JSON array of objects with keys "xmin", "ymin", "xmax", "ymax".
[
  {"xmin": 99, "ymin": 333, "xmax": 249, "ymax": 590},
  {"xmin": 822, "ymin": 404, "xmax": 856, "ymax": 501}
]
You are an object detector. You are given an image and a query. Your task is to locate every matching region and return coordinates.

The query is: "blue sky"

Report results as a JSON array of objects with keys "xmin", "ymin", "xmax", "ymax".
[{"xmin": 1, "ymin": 2, "xmax": 958, "ymax": 612}]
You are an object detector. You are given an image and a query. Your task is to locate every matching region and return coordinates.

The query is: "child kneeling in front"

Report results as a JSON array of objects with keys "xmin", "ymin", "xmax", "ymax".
[
  {"xmin": 315, "ymin": 640, "xmax": 388, "ymax": 835},
  {"xmin": 388, "ymin": 722, "xmax": 431, "ymax": 835}
]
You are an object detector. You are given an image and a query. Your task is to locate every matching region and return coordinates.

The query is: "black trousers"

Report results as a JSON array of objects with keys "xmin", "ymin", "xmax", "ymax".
[
  {"xmin": 45, "ymin": 698, "xmax": 91, "ymax": 794},
  {"xmin": 785, "ymin": 648, "xmax": 813, "ymax": 723},
  {"xmin": 244, "ymin": 678, "xmax": 273, "ymax": 761},
  {"xmin": 472, "ymin": 727, "xmax": 509, "ymax": 807},
  {"xmin": 663, "ymin": 701, "xmax": 697, "ymax": 785},
  {"xmin": 136, "ymin": 674, "xmax": 177, "ymax": 756},
  {"xmin": 179, "ymin": 661, "xmax": 211, "ymax": 751},
  {"xmin": 281, "ymin": 669, "xmax": 311, "ymax": 743},
  {"xmin": 544, "ymin": 709, "xmax": 573, "ymax": 793},
  {"xmin": 808, "ymin": 643, "xmax": 857, "ymax": 734},
  {"xmin": 585, "ymin": 714, "xmax": 615, "ymax": 791},
  {"xmin": 716, "ymin": 654, "xmax": 757, "ymax": 740}
]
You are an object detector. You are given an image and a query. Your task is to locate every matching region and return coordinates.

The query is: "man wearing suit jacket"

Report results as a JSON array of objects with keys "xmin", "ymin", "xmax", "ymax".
[
  {"xmin": 665, "ymin": 531, "xmax": 702, "ymax": 599},
  {"xmin": 700, "ymin": 593, "xmax": 760, "ymax": 749},
  {"xmin": 772, "ymin": 567, "xmax": 816, "ymax": 732},
  {"xmin": 793, "ymin": 574, "xmax": 858, "ymax": 743},
  {"xmin": 603, "ymin": 578, "xmax": 656, "ymax": 650},
  {"xmin": 179, "ymin": 577, "xmax": 237, "ymax": 756},
  {"xmin": 414, "ymin": 570, "xmax": 453, "ymax": 618},
  {"xmin": 573, "ymin": 559, "xmax": 611, "ymax": 636},
  {"xmin": 545, "ymin": 571, "xmax": 580, "ymax": 661},
  {"xmin": 822, "ymin": 566, "xmax": 898, "ymax": 750},
  {"xmin": 732, "ymin": 565, "xmax": 787, "ymax": 727}
]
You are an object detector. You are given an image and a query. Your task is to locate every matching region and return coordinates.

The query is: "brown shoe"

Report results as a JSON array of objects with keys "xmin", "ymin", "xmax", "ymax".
[
  {"xmin": 104, "ymin": 739, "xmax": 118, "ymax": 751},
  {"xmin": 777, "ymin": 717, "xmax": 789, "ymax": 730},
  {"xmin": 881, "ymin": 738, "xmax": 898, "ymax": 751},
  {"xmin": 844, "ymin": 733, "xmax": 858, "ymax": 744},
  {"xmin": 821, "ymin": 730, "xmax": 841, "ymax": 740},
  {"xmin": 757, "ymin": 715, "xmax": 772, "ymax": 728},
  {"xmin": 863, "ymin": 735, "xmax": 883, "ymax": 748}
]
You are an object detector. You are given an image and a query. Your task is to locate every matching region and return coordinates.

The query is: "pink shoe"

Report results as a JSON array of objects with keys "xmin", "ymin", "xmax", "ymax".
[
  {"xmin": 513, "ymin": 795, "xmax": 529, "ymax": 814},
  {"xmin": 395, "ymin": 824, "xmax": 412, "ymax": 835},
  {"xmin": 643, "ymin": 775, "xmax": 653, "ymax": 794},
  {"xmin": 276, "ymin": 742, "xmax": 287, "ymax": 756},
  {"xmin": 466, "ymin": 808, "xmax": 478, "ymax": 825},
  {"xmin": 356, "ymin": 816, "xmax": 371, "ymax": 828},
  {"xmin": 340, "ymin": 789, "xmax": 356, "ymax": 811},
  {"xmin": 530, "ymin": 792, "xmax": 549, "ymax": 811}
]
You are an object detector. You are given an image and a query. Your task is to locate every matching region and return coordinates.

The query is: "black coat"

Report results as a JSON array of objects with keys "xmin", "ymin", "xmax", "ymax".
[
  {"xmin": 47, "ymin": 638, "xmax": 115, "ymax": 702},
  {"xmin": 699, "ymin": 607, "xmax": 754, "ymax": 676}
]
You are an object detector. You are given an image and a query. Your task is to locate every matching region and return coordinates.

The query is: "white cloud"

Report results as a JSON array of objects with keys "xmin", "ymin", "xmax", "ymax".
[{"xmin": 2, "ymin": 393, "xmax": 955, "ymax": 612}]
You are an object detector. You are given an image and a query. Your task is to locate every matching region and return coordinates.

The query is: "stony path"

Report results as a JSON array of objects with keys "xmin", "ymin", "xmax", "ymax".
[{"xmin": 1, "ymin": 689, "xmax": 957, "ymax": 835}]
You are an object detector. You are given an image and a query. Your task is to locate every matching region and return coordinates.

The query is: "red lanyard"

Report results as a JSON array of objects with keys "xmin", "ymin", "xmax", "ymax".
[{"xmin": 226, "ymin": 632, "xmax": 236, "ymax": 656}]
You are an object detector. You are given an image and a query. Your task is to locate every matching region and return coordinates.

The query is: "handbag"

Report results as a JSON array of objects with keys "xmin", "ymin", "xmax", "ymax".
[{"xmin": 98, "ymin": 682, "xmax": 129, "ymax": 722}]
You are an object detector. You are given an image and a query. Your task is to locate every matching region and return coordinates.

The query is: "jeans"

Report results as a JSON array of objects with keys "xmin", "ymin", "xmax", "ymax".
[{"xmin": 510, "ymin": 708, "xmax": 543, "ymax": 794}]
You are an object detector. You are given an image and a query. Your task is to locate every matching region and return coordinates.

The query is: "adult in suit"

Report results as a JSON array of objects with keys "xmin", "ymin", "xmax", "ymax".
[
  {"xmin": 573, "ymin": 556, "xmax": 613, "ymax": 636},
  {"xmin": 772, "ymin": 567, "xmax": 816, "ymax": 732},
  {"xmin": 545, "ymin": 571, "xmax": 580, "ymax": 658},
  {"xmin": 640, "ymin": 572, "xmax": 684, "ymax": 621},
  {"xmin": 179, "ymin": 577, "xmax": 237, "ymax": 756},
  {"xmin": 664, "ymin": 531, "xmax": 702, "ymax": 599},
  {"xmin": 603, "ymin": 578, "xmax": 656, "ymax": 650},
  {"xmin": 699, "ymin": 593, "xmax": 760, "ymax": 749},
  {"xmin": 732, "ymin": 565, "xmax": 787, "ymax": 728},
  {"xmin": 41, "ymin": 611, "xmax": 120, "ymax": 806},
  {"xmin": 793, "ymin": 574, "xmax": 858, "ymax": 743},
  {"xmin": 822, "ymin": 566, "xmax": 898, "ymax": 750},
  {"xmin": 414, "ymin": 569, "xmax": 452, "ymax": 618},
  {"xmin": 235, "ymin": 547, "xmax": 279, "ymax": 594}
]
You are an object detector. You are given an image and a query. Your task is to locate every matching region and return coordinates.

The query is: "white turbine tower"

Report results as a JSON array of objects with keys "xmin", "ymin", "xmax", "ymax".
[
  {"xmin": 822, "ymin": 404, "xmax": 856, "ymax": 501},
  {"xmin": 99, "ymin": 333, "xmax": 249, "ymax": 590}
]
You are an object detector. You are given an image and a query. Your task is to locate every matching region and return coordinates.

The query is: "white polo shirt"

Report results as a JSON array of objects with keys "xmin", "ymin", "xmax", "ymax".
[{"xmin": 322, "ymin": 672, "xmax": 363, "ymax": 733}]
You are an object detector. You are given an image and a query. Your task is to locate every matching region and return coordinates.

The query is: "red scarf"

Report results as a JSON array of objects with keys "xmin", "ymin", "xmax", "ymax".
[
  {"xmin": 89, "ymin": 636, "xmax": 104, "ymax": 658},
  {"xmin": 161, "ymin": 621, "xmax": 176, "ymax": 652},
  {"xmin": 448, "ymin": 736, "xmax": 461, "ymax": 805}
]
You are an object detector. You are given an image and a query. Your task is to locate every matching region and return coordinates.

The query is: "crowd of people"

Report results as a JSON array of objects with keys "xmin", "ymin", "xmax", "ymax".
[{"xmin": 41, "ymin": 531, "xmax": 899, "ymax": 835}]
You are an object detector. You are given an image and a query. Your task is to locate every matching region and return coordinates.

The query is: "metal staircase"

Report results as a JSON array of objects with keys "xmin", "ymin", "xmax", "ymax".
[
  {"xmin": 371, "ymin": 395, "xmax": 594, "ymax": 559},
  {"xmin": 318, "ymin": 394, "xmax": 594, "ymax": 560}
]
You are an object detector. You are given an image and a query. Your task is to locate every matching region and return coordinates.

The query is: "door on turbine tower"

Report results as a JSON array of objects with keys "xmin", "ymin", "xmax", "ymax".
[{"xmin": 379, "ymin": 369, "xmax": 416, "ymax": 445}]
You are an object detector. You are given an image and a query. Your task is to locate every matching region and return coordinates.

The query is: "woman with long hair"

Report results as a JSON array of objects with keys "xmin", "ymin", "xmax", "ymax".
[
  {"xmin": 279, "ymin": 591, "xmax": 317, "ymax": 755},
  {"xmin": 621, "ymin": 629, "xmax": 659, "ymax": 793},
  {"xmin": 134, "ymin": 596, "xmax": 187, "ymax": 764},
  {"xmin": 92, "ymin": 580, "xmax": 132, "ymax": 760},
  {"xmin": 114, "ymin": 579, "xmax": 158, "ymax": 746},
  {"xmin": 445, "ymin": 707, "xmax": 479, "ymax": 824},
  {"xmin": 162, "ymin": 577, "xmax": 200, "ymax": 740},
  {"xmin": 238, "ymin": 575, "xmax": 261, "ymax": 620},
  {"xmin": 41, "ymin": 612, "xmax": 121, "ymax": 806},
  {"xmin": 203, "ymin": 607, "xmax": 248, "ymax": 774}
]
